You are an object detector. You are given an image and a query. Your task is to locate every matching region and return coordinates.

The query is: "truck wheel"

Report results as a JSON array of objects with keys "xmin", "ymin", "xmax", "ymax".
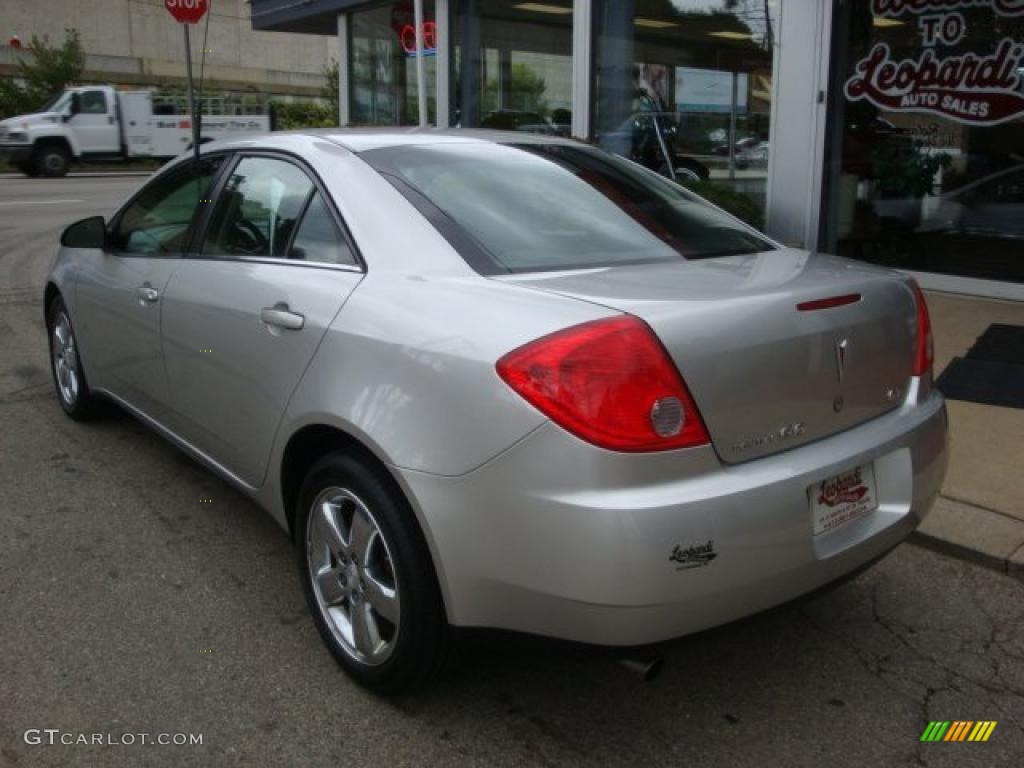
[{"xmin": 34, "ymin": 145, "xmax": 71, "ymax": 178}]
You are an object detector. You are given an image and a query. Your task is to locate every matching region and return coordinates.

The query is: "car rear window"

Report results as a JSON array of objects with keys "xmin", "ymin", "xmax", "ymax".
[{"xmin": 361, "ymin": 142, "xmax": 773, "ymax": 274}]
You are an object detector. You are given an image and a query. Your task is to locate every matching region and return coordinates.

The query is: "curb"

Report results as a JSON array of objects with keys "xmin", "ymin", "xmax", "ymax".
[
  {"xmin": 0, "ymin": 171, "xmax": 155, "ymax": 179},
  {"xmin": 908, "ymin": 495, "xmax": 1024, "ymax": 581}
]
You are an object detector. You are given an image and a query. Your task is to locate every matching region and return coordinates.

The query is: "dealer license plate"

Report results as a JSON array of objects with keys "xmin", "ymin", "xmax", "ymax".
[{"xmin": 809, "ymin": 463, "xmax": 878, "ymax": 536}]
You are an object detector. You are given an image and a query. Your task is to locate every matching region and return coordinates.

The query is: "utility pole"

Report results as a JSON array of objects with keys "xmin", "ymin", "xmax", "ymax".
[{"xmin": 414, "ymin": 0, "xmax": 427, "ymax": 126}]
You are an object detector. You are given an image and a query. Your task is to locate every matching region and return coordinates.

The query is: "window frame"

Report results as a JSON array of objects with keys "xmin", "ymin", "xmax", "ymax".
[
  {"xmin": 189, "ymin": 149, "xmax": 365, "ymax": 273},
  {"xmin": 106, "ymin": 153, "xmax": 230, "ymax": 259}
]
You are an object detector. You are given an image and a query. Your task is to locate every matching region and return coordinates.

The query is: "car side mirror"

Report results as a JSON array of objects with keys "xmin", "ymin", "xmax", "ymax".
[{"xmin": 61, "ymin": 216, "xmax": 108, "ymax": 249}]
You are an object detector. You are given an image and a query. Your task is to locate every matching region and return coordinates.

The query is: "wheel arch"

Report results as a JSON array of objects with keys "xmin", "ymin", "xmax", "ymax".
[
  {"xmin": 278, "ymin": 422, "xmax": 452, "ymax": 617},
  {"xmin": 34, "ymin": 135, "xmax": 76, "ymax": 158},
  {"xmin": 43, "ymin": 281, "xmax": 62, "ymax": 323}
]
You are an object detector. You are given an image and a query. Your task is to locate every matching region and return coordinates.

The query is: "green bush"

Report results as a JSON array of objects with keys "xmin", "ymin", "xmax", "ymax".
[
  {"xmin": 271, "ymin": 101, "xmax": 337, "ymax": 131},
  {"xmin": 321, "ymin": 60, "xmax": 339, "ymax": 118},
  {"xmin": 0, "ymin": 29, "xmax": 85, "ymax": 119},
  {"xmin": 680, "ymin": 179, "xmax": 764, "ymax": 230}
]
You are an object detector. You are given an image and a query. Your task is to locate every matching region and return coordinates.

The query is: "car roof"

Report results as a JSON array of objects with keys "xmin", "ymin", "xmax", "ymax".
[{"xmin": 204, "ymin": 127, "xmax": 579, "ymax": 154}]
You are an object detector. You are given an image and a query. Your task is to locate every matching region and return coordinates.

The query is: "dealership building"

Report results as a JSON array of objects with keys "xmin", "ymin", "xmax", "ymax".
[{"xmin": 251, "ymin": 0, "xmax": 1024, "ymax": 300}]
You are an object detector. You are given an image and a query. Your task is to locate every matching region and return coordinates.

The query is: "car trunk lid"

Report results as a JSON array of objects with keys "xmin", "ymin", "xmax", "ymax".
[{"xmin": 497, "ymin": 249, "xmax": 917, "ymax": 463}]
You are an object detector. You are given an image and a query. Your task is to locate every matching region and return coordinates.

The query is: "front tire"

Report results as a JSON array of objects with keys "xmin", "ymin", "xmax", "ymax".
[
  {"xmin": 296, "ymin": 452, "xmax": 448, "ymax": 694},
  {"xmin": 47, "ymin": 296, "xmax": 100, "ymax": 420},
  {"xmin": 34, "ymin": 144, "xmax": 70, "ymax": 177}
]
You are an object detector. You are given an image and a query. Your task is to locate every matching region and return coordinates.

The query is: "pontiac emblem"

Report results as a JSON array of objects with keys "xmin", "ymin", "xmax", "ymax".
[{"xmin": 835, "ymin": 338, "xmax": 848, "ymax": 383}]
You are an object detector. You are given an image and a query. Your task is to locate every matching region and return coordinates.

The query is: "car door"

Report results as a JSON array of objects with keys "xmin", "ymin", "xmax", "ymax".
[
  {"xmin": 74, "ymin": 156, "xmax": 225, "ymax": 421},
  {"xmin": 160, "ymin": 153, "xmax": 364, "ymax": 487},
  {"xmin": 70, "ymin": 89, "xmax": 120, "ymax": 154}
]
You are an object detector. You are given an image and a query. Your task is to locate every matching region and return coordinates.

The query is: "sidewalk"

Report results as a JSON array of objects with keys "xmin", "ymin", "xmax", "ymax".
[{"xmin": 911, "ymin": 291, "xmax": 1024, "ymax": 578}]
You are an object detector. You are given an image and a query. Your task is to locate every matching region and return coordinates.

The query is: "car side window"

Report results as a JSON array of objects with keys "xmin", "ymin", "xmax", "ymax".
[
  {"xmin": 289, "ymin": 192, "xmax": 356, "ymax": 266},
  {"xmin": 112, "ymin": 158, "xmax": 223, "ymax": 255},
  {"xmin": 202, "ymin": 157, "xmax": 313, "ymax": 259},
  {"xmin": 80, "ymin": 90, "xmax": 107, "ymax": 114}
]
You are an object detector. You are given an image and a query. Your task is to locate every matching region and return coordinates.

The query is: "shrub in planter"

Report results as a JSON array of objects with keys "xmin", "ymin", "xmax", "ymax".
[
  {"xmin": 271, "ymin": 101, "xmax": 337, "ymax": 131},
  {"xmin": 680, "ymin": 179, "xmax": 764, "ymax": 231}
]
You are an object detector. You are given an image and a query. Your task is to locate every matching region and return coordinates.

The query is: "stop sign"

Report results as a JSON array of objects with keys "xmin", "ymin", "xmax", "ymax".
[{"xmin": 165, "ymin": 0, "xmax": 209, "ymax": 24}]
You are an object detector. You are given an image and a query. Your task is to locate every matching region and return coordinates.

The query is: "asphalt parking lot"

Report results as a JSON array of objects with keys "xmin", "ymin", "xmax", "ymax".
[{"xmin": 1, "ymin": 174, "xmax": 1022, "ymax": 768}]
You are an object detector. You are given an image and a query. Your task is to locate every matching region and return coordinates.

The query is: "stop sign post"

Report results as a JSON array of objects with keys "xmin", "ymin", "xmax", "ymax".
[{"xmin": 165, "ymin": 1, "xmax": 209, "ymax": 163}]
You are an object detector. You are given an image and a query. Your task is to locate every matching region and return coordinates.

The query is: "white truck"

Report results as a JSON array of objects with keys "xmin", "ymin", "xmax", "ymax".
[{"xmin": 0, "ymin": 85, "xmax": 271, "ymax": 177}]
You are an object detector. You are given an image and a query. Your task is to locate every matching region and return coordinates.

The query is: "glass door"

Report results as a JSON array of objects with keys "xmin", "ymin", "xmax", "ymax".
[{"xmin": 821, "ymin": 0, "xmax": 1024, "ymax": 284}]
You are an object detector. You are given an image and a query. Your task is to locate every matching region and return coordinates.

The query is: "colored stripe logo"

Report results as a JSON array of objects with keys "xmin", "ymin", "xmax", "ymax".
[{"xmin": 920, "ymin": 721, "xmax": 997, "ymax": 742}]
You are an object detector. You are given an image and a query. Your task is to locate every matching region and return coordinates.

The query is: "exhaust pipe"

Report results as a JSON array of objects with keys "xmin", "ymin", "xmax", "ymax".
[{"xmin": 618, "ymin": 655, "xmax": 664, "ymax": 682}]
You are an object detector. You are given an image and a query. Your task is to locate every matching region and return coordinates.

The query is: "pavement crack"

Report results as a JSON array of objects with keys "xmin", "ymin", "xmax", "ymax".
[
  {"xmin": 869, "ymin": 582, "xmax": 1024, "ymax": 735},
  {"xmin": 938, "ymin": 492, "xmax": 1024, "ymax": 525}
]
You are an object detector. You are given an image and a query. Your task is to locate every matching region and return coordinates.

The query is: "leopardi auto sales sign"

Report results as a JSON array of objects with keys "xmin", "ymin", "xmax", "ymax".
[{"xmin": 845, "ymin": 0, "xmax": 1024, "ymax": 125}]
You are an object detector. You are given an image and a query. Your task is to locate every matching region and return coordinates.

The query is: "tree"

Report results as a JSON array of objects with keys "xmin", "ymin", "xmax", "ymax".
[
  {"xmin": 0, "ymin": 29, "xmax": 85, "ymax": 119},
  {"xmin": 321, "ymin": 59, "xmax": 340, "ymax": 123},
  {"xmin": 271, "ymin": 100, "xmax": 337, "ymax": 130},
  {"xmin": 482, "ymin": 64, "xmax": 549, "ymax": 116}
]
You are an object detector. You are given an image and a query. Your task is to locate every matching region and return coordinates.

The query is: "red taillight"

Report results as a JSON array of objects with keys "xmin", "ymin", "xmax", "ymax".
[
  {"xmin": 910, "ymin": 281, "xmax": 934, "ymax": 377},
  {"xmin": 496, "ymin": 316, "xmax": 710, "ymax": 452}
]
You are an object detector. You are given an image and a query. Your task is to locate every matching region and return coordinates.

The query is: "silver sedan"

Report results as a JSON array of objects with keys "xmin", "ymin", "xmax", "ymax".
[{"xmin": 45, "ymin": 130, "xmax": 948, "ymax": 693}]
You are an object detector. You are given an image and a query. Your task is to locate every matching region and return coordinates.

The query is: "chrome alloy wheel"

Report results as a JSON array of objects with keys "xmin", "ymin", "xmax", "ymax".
[
  {"xmin": 51, "ymin": 312, "xmax": 80, "ymax": 407},
  {"xmin": 307, "ymin": 487, "xmax": 400, "ymax": 666}
]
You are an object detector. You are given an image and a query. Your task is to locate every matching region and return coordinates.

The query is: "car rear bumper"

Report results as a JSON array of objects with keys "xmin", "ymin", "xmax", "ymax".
[{"xmin": 397, "ymin": 385, "xmax": 948, "ymax": 646}]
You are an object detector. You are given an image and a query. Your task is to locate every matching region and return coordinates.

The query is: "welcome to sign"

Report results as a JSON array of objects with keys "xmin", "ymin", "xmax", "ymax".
[
  {"xmin": 845, "ymin": 0, "xmax": 1024, "ymax": 126},
  {"xmin": 871, "ymin": 0, "xmax": 1023, "ymax": 15}
]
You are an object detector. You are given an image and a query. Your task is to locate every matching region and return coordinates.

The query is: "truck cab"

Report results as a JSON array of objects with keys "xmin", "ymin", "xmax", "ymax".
[{"xmin": 0, "ymin": 85, "xmax": 121, "ymax": 176}]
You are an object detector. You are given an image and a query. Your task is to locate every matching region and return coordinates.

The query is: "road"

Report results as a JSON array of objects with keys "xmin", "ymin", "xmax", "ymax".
[{"xmin": 1, "ymin": 175, "xmax": 1022, "ymax": 768}]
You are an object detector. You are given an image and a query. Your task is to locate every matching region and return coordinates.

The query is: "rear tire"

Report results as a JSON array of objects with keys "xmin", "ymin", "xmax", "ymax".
[
  {"xmin": 47, "ymin": 296, "xmax": 101, "ymax": 420},
  {"xmin": 34, "ymin": 144, "xmax": 70, "ymax": 178},
  {"xmin": 675, "ymin": 156, "xmax": 710, "ymax": 182},
  {"xmin": 657, "ymin": 157, "xmax": 706, "ymax": 184},
  {"xmin": 296, "ymin": 451, "xmax": 449, "ymax": 694}
]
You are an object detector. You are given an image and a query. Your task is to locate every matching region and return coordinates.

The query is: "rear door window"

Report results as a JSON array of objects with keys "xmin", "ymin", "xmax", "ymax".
[{"xmin": 202, "ymin": 157, "xmax": 314, "ymax": 259}]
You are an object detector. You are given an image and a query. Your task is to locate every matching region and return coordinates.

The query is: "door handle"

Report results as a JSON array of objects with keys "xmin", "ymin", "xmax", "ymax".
[
  {"xmin": 261, "ymin": 304, "xmax": 304, "ymax": 331},
  {"xmin": 136, "ymin": 284, "xmax": 160, "ymax": 304}
]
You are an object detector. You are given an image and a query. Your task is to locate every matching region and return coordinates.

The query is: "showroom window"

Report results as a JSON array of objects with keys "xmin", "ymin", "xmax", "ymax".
[
  {"xmin": 821, "ymin": 0, "xmax": 1024, "ymax": 284},
  {"xmin": 452, "ymin": 0, "xmax": 573, "ymax": 133},
  {"xmin": 591, "ymin": 0, "xmax": 778, "ymax": 220},
  {"xmin": 351, "ymin": 1, "xmax": 437, "ymax": 125}
]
